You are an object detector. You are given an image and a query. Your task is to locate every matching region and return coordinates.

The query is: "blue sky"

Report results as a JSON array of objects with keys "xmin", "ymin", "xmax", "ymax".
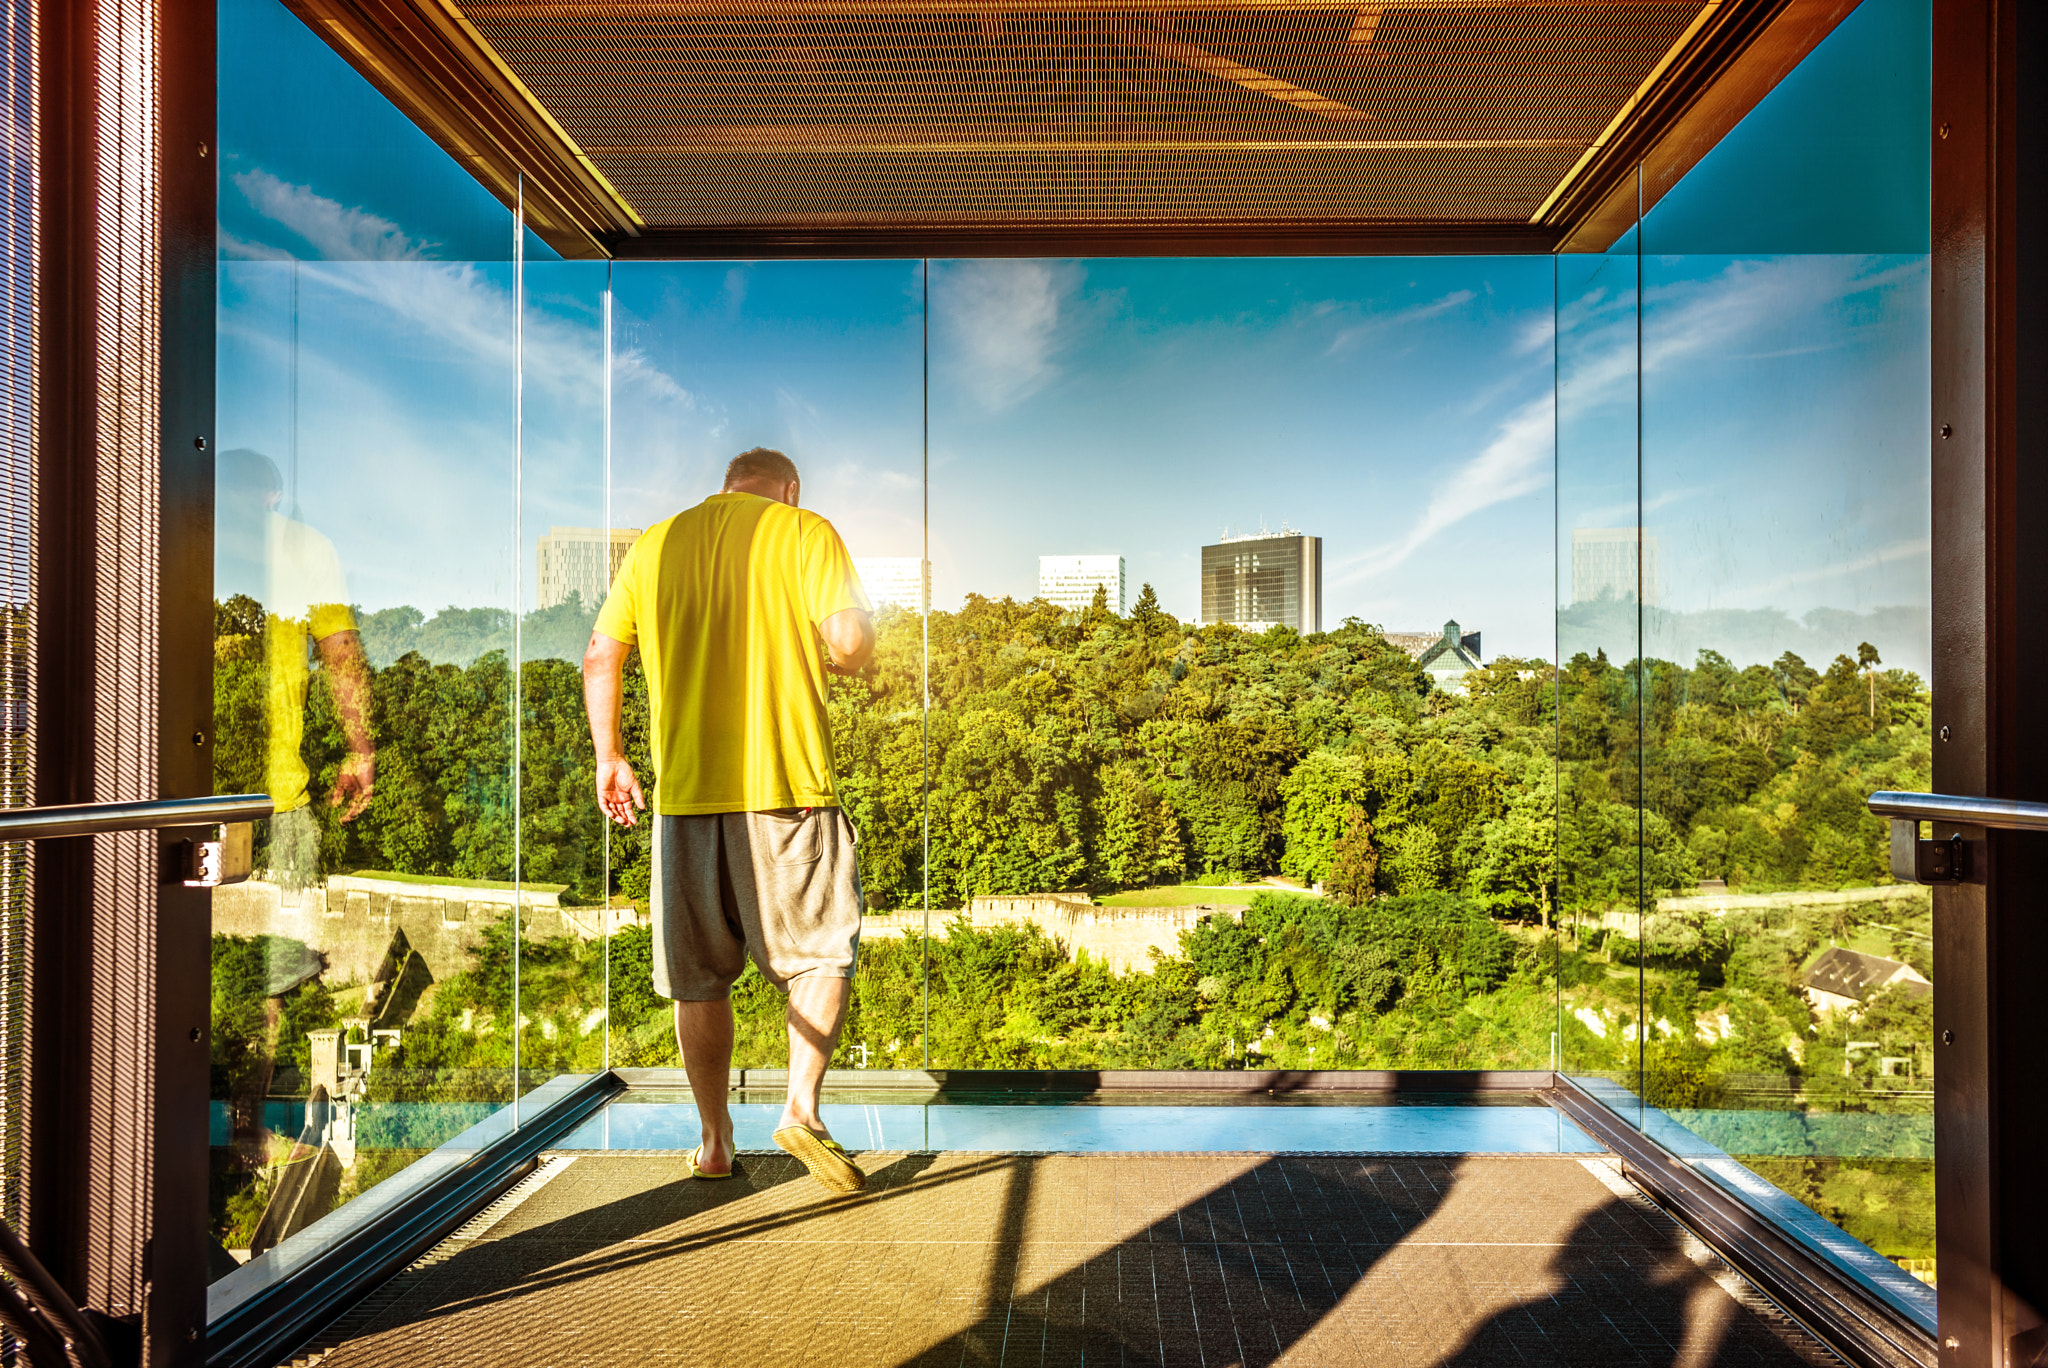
[{"xmin": 216, "ymin": 0, "xmax": 1932, "ymax": 670}]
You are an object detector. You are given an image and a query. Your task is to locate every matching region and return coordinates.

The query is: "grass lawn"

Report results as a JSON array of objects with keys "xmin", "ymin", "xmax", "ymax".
[
  {"xmin": 346, "ymin": 869, "xmax": 569, "ymax": 895},
  {"xmin": 1097, "ymin": 884, "xmax": 1275, "ymax": 907}
]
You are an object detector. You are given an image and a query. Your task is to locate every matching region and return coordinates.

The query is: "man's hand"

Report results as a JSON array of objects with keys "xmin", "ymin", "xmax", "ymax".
[
  {"xmin": 317, "ymin": 627, "xmax": 376, "ymax": 822},
  {"xmin": 585, "ymin": 631, "xmax": 644, "ymax": 826},
  {"xmin": 596, "ymin": 756, "xmax": 646, "ymax": 827},
  {"xmin": 329, "ymin": 748, "xmax": 376, "ymax": 822}
]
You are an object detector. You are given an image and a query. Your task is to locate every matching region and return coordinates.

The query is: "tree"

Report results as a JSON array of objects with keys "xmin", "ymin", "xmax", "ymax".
[
  {"xmin": 1468, "ymin": 770, "xmax": 1557, "ymax": 926},
  {"xmin": 1328, "ymin": 806, "xmax": 1378, "ymax": 905},
  {"xmin": 1131, "ymin": 582, "xmax": 1164, "ymax": 638},
  {"xmin": 1858, "ymin": 640, "xmax": 1881, "ymax": 720},
  {"xmin": 1383, "ymin": 826, "xmax": 1446, "ymax": 895},
  {"xmin": 1278, "ymin": 749, "xmax": 1372, "ymax": 887}
]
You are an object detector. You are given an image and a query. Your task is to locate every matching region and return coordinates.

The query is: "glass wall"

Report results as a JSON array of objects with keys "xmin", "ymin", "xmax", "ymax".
[
  {"xmin": 213, "ymin": 0, "xmax": 1933, "ymax": 1321},
  {"xmin": 1555, "ymin": 219, "xmax": 1647, "ymax": 1122},
  {"xmin": 603, "ymin": 260, "xmax": 926, "ymax": 1070},
  {"xmin": 1556, "ymin": 0, "xmax": 1937, "ymax": 1323},
  {"xmin": 211, "ymin": 0, "xmax": 525, "ymax": 1275},
  {"xmin": 919, "ymin": 256, "xmax": 1560, "ymax": 1072}
]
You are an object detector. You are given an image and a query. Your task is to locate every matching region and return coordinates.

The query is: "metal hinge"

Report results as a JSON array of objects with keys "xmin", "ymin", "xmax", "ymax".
[
  {"xmin": 1887, "ymin": 819, "xmax": 1969, "ymax": 884},
  {"xmin": 166, "ymin": 821, "xmax": 254, "ymax": 887}
]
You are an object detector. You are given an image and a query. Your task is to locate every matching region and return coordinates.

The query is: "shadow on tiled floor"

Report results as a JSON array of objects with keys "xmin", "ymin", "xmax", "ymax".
[{"xmin": 289, "ymin": 1152, "xmax": 1840, "ymax": 1367}]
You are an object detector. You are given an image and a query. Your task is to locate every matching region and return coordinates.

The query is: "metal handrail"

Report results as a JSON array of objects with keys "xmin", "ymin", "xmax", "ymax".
[
  {"xmin": 1867, "ymin": 789, "xmax": 2048, "ymax": 832},
  {"xmin": 0, "ymin": 793, "xmax": 274, "ymax": 1365},
  {"xmin": 0, "ymin": 793, "xmax": 271, "ymax": 842},
  {"xmin": 0, "ymin": 1215, "xmax": 111, "ymax": 1368}
]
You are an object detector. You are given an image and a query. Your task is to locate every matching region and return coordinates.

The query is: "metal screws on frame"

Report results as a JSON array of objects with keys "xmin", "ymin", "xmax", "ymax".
[
  {"xmin": 1887, "ymin": 819, "xmax": 1969, "ymax": 884},
  {"xmin": 169, "ymin": 822, "xmax": 255, "ymax": 888}
]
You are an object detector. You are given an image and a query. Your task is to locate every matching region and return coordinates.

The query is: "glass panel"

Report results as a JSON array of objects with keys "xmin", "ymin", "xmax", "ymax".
[
  {"xmin": 1626, "ymin": 0, "xmax": 1934, "ymax": 1317},
  {"xmin": 514, "ymin": 252, "xmax": 614, "ymax": 1102},
  {"xmin": 212, "ymin": 0, "xmax": 518, "ymax": 1277},
  {"xmin": 924, "ymin": 257, "xmax": 1559, "ymax": 1073},
  {"xmin": 603, "ymin": 260, "xmax": 926, "ymax": 1072},
  {"xmin": 1554, "ymin": 224, "xmax": 1647, "ymax": 1124}
]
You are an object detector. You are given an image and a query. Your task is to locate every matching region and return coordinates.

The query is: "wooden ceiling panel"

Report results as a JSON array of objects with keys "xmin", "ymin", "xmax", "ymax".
[{"xmin": 283, "ymin": 0, "xmax": 1860, "ymax": 257}]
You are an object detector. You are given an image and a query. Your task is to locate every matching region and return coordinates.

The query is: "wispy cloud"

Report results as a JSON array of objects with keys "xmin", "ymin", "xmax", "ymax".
[
  {"xmin": 218, "ymin": 227, "xmax": 294, "ymax": 262},
  {"xmin": 230, "ymin": 169, "xmax": 434, "ymax": 261},
  {"xmin": 1324, "ymin": 289, "xmax": 1474, "ymax": 355},
  {"xmin": 932, "ymin": 259, "xmax": 1083, "ymax": 410},
  {"xmin": 1336, "ymin": 392, "xmax": 1555, "ymax": 584},
  {"xmin": 1334, "ymin": 256, "xmax": 1923, "ymax": 584},
  {"xmin": 1572, "ymin": 485, "xmax": 1706, "ymax": 529},
  {"xmin": 228, "ymin": 172, "xmax": 698, "ymax": 409},
  {"xmin": 1724, "ymin": 537, "xmax": 1931, "ymax": 603}
]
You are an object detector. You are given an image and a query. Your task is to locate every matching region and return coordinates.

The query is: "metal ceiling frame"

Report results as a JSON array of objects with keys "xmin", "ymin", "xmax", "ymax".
[{"xmin": 280, "ymin": 0, "xmax": 1860, "ymax": 259}]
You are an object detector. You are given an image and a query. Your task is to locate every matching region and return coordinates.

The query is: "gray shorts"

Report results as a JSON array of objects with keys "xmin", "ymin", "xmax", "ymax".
[{"xmin": 652, "ymin": 807, "xmax": 863, "ymax": 1000}]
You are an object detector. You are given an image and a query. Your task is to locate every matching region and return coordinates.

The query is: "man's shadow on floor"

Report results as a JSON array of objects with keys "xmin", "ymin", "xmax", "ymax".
[
  {"xmin": 343, "ymin": 1149, "xmax": 957, "ymax": 1334},
  {"xmin": 899, "ymin": 1158, "xmax": 1798, "ymax": 1368},
  {"xmin": 896, "ymin": 1153, "xmax": 1456, "ymax": 1368}
]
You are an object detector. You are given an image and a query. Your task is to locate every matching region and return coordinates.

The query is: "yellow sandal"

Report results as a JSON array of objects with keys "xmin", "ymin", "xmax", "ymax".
[
  {"xmin": 772, "ymin": 1126, "xmax": 866, "ymax": 1193},
  {"xmin": 684, "ymin": 1144, "xmax": 734, "ymax": 1180}
]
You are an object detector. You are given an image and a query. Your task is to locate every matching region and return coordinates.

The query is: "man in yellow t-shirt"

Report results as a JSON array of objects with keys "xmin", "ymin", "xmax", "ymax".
[
  {"xmin": 218, "ymin": 449, "xmax": 376, "ymax": 892},
  {"xmin": 584, "ymin": 448, "xmax": 876, "ymax": 1193}
]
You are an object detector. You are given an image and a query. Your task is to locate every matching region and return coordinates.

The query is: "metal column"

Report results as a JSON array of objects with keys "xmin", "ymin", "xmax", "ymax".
[
  {"xmin": 1930, "ymin": 1, "xmax": 2048, "ymax": 1364},
  {"xmin": 31, "ymin": 0, "xmax": 215, "ymax": 1362}
]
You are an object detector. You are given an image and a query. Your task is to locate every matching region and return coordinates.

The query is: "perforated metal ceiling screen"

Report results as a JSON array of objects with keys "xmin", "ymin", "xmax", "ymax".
[{"xmin": 464, "ymin": 0, "xmax": 1707, "ymax": 227}]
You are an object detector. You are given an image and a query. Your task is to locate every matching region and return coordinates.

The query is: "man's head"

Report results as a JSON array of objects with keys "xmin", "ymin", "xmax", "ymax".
[
  {"xmin": 723, "ymin": 447, "xmax": 801, "ymax": 507},
  {"xmin": 220, "ymin": 447, "xmax": 284, "ymax": 512}
]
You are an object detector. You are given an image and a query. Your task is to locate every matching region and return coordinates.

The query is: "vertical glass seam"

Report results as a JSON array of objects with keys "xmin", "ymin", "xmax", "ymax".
[
  {"xmin": 511, "ymin": 172, "xmax": 524, "ymax": 1124},
  {"xmin": 601, "ymin": 259, "xmax": 612, "ymax": 1074},
  {"xmin": 1551, "ymin": 251, "xmax": 1561, "ymax": 1087},
  {"xmin": 287, "ymin": 263, "xmax": 298, "ymax": 515},
  {"xmin": 1634, "ymin": 163, "xmax": 1646, "ymax": 1132},
  {"xmin": 920, "ymin": 257, "xmax": 930, "ymax": 1073}
]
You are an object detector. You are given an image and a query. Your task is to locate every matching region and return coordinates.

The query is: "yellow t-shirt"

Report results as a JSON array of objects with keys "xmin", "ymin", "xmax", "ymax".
[
  {"xmin": 594, "ymin": 492, "xmax": 871, "ymax": 815},
  {"xmin": 261, "ymin": 514, "xmax": 356, "ymax": 815}
]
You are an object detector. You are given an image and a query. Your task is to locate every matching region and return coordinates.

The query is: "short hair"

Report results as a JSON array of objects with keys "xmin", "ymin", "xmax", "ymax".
[
  {"xmin": 724, "ymin": 447, "xmax": 800, "ymax": 489},
  {"xmin": 218, "ymin": 447, "xmax": 282, "ymax": 497}
]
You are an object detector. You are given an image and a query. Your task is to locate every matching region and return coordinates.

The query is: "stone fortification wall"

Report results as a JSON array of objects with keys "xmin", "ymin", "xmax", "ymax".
[
  {"xmin": 863, "ymin": 896, "xmax": 1241, "ymax": 973},
  {"xmin": 211, "ymin": 874, "xmax": 569, "ymax": 986}
]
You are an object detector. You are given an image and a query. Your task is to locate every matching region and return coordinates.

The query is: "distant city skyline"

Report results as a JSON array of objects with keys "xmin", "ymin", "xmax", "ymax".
[
  {"xmin": 1038, "ymin": 555, "xmax": 1126, "ymax": 615},
  {"xmin": 1572, "ymin": 528, "xmax": 1661, "ymax": 607},
  {"xmin": 536, "ymin": 526, "xmax": 640, "ymax": 611},
  {"xmin": 853, "ymin": 557, "xmax": 928, "ymax": 613}
]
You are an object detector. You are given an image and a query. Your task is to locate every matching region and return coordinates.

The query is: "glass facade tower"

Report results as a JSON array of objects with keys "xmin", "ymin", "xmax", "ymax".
[{"xmin": 1199, "ymin": 531, "xmax": 1322, "ymax": 633}]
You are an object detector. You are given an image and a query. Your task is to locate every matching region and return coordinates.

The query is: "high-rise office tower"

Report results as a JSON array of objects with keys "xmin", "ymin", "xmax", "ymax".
[
  {"xmin": 854, "ymin": 557, "xmax": 930, "ymax": 612},
  {"xmin": 1571, "ymin": 528, "xmax": 1660, "ymax": 606},
  {"xmin": 1038, "ymin": 555, "xmax": 1126, "ymax": 614},
  {"xmin": 1201, "ymin": 526, "xmax": 1322, "ymax": 632},
  {"xmin": 536, "ymin": 526, "xmax": 642, "ymax": 610}
]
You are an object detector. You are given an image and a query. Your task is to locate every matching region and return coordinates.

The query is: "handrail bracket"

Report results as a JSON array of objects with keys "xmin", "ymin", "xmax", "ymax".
[{"xmin": 1888, "ymin": 820, "xmax": 1969, "ymax": 884}]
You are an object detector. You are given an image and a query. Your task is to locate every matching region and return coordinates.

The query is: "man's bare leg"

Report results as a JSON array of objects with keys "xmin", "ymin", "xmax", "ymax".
[
  {"xmin": 675, "ymin": 998, "xmax": 736, "ymax": 1173},
  {"xmin": 777, "ymin": 975, "xmax": 851, "ymax": 1140}
]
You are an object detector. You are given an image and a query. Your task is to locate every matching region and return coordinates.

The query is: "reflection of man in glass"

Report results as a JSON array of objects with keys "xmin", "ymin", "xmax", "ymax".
[
  {"xmin": 584, "ymin": 448, "xmax": 875, "ymax": 1192},
  {"xmin": 217, "ymin": 449, "xmax": 375, "ymax": 889}
]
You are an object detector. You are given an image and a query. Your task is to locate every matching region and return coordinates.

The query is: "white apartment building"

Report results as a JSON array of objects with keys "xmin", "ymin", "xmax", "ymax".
[
  {"xmin": 1038, "ymin": 554, "xmax": 1126, "ymax": 615},
  {"xmin": 853, "ymin": 557, "xmax": 929, "ymax": 613},
  {"xmin": 1571, "ymin": 527, "xmax": 1660, "ymax": 607},
  {"xmin": 536, "ymin": 526, "xmax": 641, "ymax": 610}
]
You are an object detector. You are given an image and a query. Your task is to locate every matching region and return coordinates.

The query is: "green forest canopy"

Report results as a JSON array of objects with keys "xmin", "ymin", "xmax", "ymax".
[{"xmin": 216, "ymin": 586, "xmax": 1930, "ymax": 914}]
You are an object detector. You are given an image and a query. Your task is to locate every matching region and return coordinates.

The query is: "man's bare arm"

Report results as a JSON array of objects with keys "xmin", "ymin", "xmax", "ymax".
[
  {"xmin": 316, "ymin": 628, "xmax": 376, "ymax": 821},
  {"xmin": 820, "ymin": 607, "xmax": 876, "ymax": 676},
  {"xmin": 584, "ymin": 630, "xmax": 646, "ymax": 827}
]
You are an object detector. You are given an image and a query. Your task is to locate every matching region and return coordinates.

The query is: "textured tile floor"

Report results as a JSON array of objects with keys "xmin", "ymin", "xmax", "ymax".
[{"xmin": 292, "ymin": 1151, "xmax": 1840, "ymax": 1367}]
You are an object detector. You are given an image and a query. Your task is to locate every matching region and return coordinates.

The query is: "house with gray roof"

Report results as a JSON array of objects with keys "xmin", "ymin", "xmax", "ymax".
[{"xmin": 1799, "ymin": 945, "xmax": 1932, "ymax": 1016}]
